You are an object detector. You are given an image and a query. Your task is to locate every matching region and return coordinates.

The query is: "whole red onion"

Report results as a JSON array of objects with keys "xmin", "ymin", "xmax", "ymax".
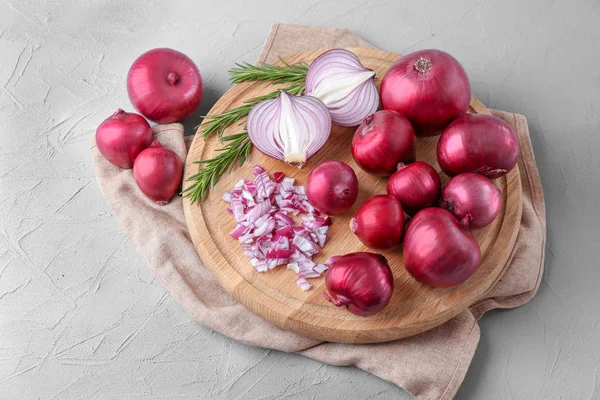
[
  {"xmin": 351, "ymin": 110, "xmax": 416, "ymax": 176},
  {"xmin": 403, "ymin": 208, "xmax": 481, "ymax": 287},
  {"xmin": 133, "ymin": 141, "xmax": 183, "ymax": 205},
  {"xmin": 95, "ymin": 109, "xmax": 152, "ymax": 169},
  {"xmin": 380, "ymin": 49, "xmax": 471, "ymax": 136},
  {"xmin": 437, "ymin": 113, "xmax": 520, "ymax": 179},
  {"xmin": 441, "ymin": 173, "xmax": 502, "ymax": 229},
  {"xmin": 323, "ymin": 252, "xmax": 394, "ymax": 317},
  {"xmin": 128, "ymin": 48, "xmax": 203, "ymax": 123},
  {"xmin": 351, "ymin": 195, "xmax": 404, "ymax": 250},
  {"xmin": 306, "ymin": 160, "xmax": 359, "ymax": 215},
  {"xmin": 386, "ymin": 161, "xmax": 441, "ymax": 214}
]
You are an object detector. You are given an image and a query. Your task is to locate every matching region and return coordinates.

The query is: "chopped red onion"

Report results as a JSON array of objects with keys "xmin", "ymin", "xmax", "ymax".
[
  {"xmin": 296, "ymin": 277, "xmax": 312, "ymax": 292},
  {"xmin": 314, "ymin": 264, "xmax": 328, "ymax": 274},
  {"xmin": 238, "ymin": 233, "xmax": 254, "ymax": 243},
  {"xmin": 281, "ymin": 177, "xmax": 295, "ymax": 191},
  {"xmin": 298, "ymin": 270, "xmax": 321, "ymax": 279},
  {"xmin": 274, "ymin": 211, "xmax": 294, "ymax": 226},
  {"xmin": 230, "ymin": 223, "xmax": 249, "ymax": 239},
  {"xmin": 287, "ymin": 262, "xmax": 300, "ymax": 273},
  {"xmin": 223, "ymin": 165, "xmax": 331, "ymax": 291},
  {"xmin": 222, "ymin": 192, "xmax": 232, "ymax": 203}
]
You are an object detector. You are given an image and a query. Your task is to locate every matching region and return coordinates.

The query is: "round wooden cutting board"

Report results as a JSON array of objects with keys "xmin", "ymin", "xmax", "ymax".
[{"xmin": 183, "ymin": 48, "xmax": 522, "ymax": 344}]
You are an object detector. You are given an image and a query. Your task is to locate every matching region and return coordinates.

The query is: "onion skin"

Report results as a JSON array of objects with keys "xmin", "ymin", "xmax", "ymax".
[
  {"xmin": 381, "ymin": 49, "xmax": 471, "ymax": 136},
  {"xmin": 437, "ymin": 113, "xmax": 520, "ymax": 179},
  {"xmin": 441, "ymin": 173, "xmax": 502, "ymax": 229},
  {"xmin": 133, "ymin": 141, "xmax": 183, "ymax": 205},
  {"xmin": 306, "ymin": 161, "xmax": 359, "ymax": 215},
  {"xmin": 403, "ymin": 208, "xmax": 481, "ymax": 287},
  {"xmin": 351, "ymin": 110, "xmax": 416, "ymax": 176},
  {"xmin": 95, "ymin": 109, "xmax": 152, "ymax": 169},
  {"xmin": 324, "ymin": 252, "xmax": 394, "ymax": 317},
  {"xmin": 127, "ymin": 48, "xmax": 203, "ymax": 123},
  {"xmin": 351, "ymin": 195, "xmax": 404, "ymax": 250},
  {"xmin": 387, "ymin": 161, "xmax": 441, "ymax": 214}
]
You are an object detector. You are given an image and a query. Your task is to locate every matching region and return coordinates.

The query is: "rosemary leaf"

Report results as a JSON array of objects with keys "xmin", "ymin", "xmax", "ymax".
[
  {"xmin": 229, "ymin": 59, "xmax": 309, "ymax": 85},
  {"xmin": 183, "ymin": 132, "xmax": 253, "ymax": 204}
]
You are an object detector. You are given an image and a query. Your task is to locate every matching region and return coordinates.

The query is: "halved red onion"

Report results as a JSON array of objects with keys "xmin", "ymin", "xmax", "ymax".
[
  {"xmin": 305, "ymin": 49, "xmax": 379, "ymax": 127},
  {"xmin": 247, "ymin": 91, "xmax": 331, "ymax": 167},
  {"xmin": 222, "ymin": 165, "xmax": 330, "ymax": 291}
]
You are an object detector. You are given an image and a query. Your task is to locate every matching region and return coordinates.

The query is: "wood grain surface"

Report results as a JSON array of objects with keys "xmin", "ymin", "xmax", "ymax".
[{"xmin": 182, "ymin": 48, "xmax": 522, "ymax": 343}]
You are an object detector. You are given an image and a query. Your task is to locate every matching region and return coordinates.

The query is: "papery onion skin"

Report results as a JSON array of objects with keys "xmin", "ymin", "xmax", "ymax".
[
  {"xmin": 441, "ymin": 173, "xmax": 502, "ymax": 229},
  {"xmin": 404, "ymin": 208, "xmax": 481, "ymax": 287},
  {"xmin": 351, "ymin": 195, "xmax": 404, "ymax": 250},
  {"xmin": 437, "ymin": 113, "xmax": 520, "ymax": 179},
  {"xmin": 387, "ymin": 161, "xmax": 441, "ymax": 214},
  {"xmin": 127, "ymin": 48, "xmax": 203, "ymax": 123},
  {"xmin": 95, "ymin": 109, "xmax": 152, "ymax": 169},
  {"xmin": 351, "ymin": 110, "xmax": 416, "ymax": 176},
  {"xmin": 247, "ymin": 91, "xmax": 331, "ymax": 166},
  {"xmin": 305, "ymin": 49, "xmax": 379, "ymax": 127},
  {"xmin": 306, "ymin": 161, "xmax": 359, "ymax": 215},
  {"xmin": 323, "ymin": 252, "xmax": 394, "ymax": 317},
  {"xmin": 381, "ymin": 49, "xmax": 471, "ymax": 136},
  {"xmin": 133, "ymin": 141, "xmax": 183, "ymax": 205}
]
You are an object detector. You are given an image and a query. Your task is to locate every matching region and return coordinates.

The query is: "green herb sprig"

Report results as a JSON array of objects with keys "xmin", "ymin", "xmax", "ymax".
[
  {"xmin": 183, "ymin": 132, "xmax": 252, "ymax": 204},
  {"xmin": 229, "ymin": 59, "xmax": 308, "ymax": 85},
  {"xmin": 184, "ymin": 61, "xmax": 309, "ymax": 204}
]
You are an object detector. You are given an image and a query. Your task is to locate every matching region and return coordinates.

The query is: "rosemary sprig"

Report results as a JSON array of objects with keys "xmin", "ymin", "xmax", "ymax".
[
  {"xmin": 199, "ymin": 81, "xmax": 305, "ymax": 140},
  {"xmin": 228, "ymin": 59, "xmax": 308, "ymax": 85},
  {"xmin": 185, "ymin": 60, "xmax": 309, "ymax": 204},
  {"xmin": 183, "ymin": 132, "xmax": 252, "ymax": 204}
]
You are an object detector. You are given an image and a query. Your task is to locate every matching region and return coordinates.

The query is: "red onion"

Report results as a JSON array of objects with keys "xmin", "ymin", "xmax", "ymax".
[
  {"xmin": 351, "ymin": 110, "xmax": 416, "ymax": 176},
  {"xmin": 306, "ymin": 161, "xmax": 359, "ymax": 215},
  {"xmin": 247, "ymin": 91, "xmax": 331, "ymax": 166},
  {"xmin": 381, "ymin": 49, "xmax": 471, "ymax": 136},
  {"xmin": 437, "ymin": 113, "xmax": 520, "ymax": 179},
  {"xmin": 95, "ymin": 109, "xmax": 152, "ymax": 169},
  {"xmin": 304, "ymin": 49, "xmax": 379, "ymax": 127},
  {"xmin": 350, "ymin": 195, "xmax": 404, "ymax": 250},
  {"xmin": 387, "ymin": 161, "xmax": 441, "ymax": 214},
  {"xmin": 441, "ymin": 173, "xmax": 502, "ymax": 229},
  {"xmin": 403, "ymin": 208, "xmax": 481, "ymax": 287},
  {"xmin": 222, "ymin": 166, "xmax": 330, "ymax": 291},
  {"xmin": 323, "ymin": 252, "xmax": 393, "ymax": 317},
  {"xmin": 133, "ymin": 141, "xmax": 183, "ymax": 205},
  {"xmin": 127, "ymin": 48, "xmax": 203, "ymax": 123}
]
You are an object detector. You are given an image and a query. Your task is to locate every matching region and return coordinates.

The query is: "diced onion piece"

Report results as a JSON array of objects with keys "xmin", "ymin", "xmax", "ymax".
[
  {"xmin": 222, "ymin": 166, "xmax": 331, "ymax": 291},
  {"xmin": 296, "ymin": 277, "xmax": 312, "ymax": 291},
  {"xmin": 314, "ymin": 264, "xmax": 328, "ymax": 274}
]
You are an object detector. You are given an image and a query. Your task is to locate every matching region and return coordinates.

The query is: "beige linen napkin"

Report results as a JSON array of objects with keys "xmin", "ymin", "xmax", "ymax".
[{"xmin": 91, "ymin": 24, "xmax": 545, "ymax": 400}]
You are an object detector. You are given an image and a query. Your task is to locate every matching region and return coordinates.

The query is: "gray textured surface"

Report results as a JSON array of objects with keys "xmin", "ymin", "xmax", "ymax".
[{"xmin": 1, "ymin": 0, "xmax": 598, "ymax": 399}]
